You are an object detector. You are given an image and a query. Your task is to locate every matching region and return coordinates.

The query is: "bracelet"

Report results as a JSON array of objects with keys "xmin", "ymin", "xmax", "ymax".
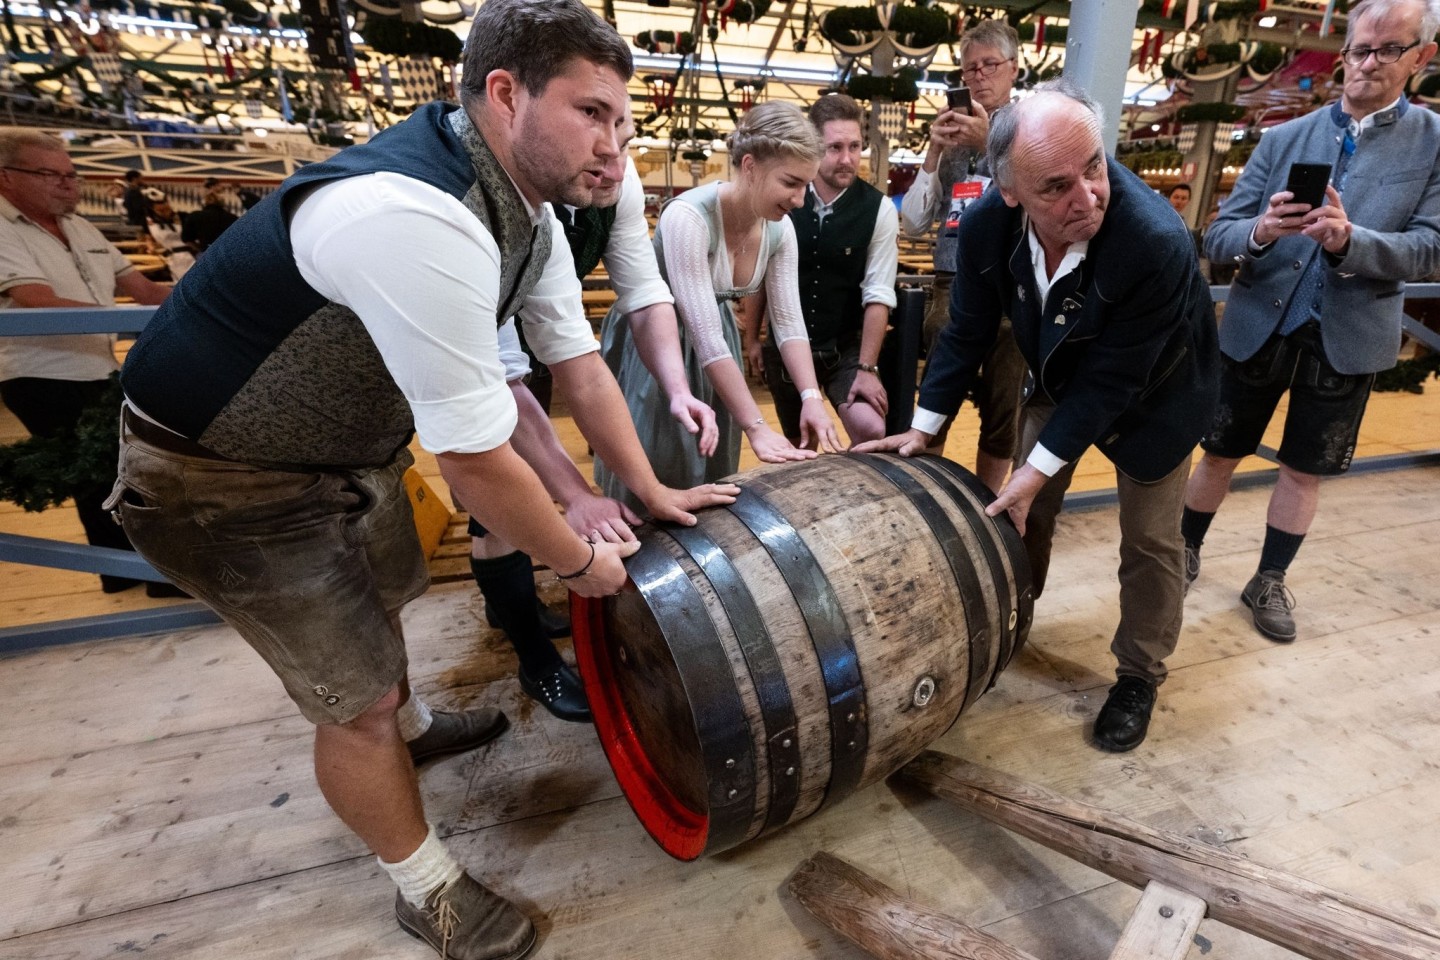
[
  {"xmin": 800, "ymin": 388, "xmax": 822, "ymax": 402},
  {"xmin": 857, "ymin": 363, "xmax": 880, "ymax": 375},
  {"xmin": 556, "ymin": 541, "xmax": 596, "ymax": 580},
  {"xmin": 746, "ymin": 415, "xmax": 766, "ymax": 430}
]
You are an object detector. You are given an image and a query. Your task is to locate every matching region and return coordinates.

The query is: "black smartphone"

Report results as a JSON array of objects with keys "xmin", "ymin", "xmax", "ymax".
[
  {"xmin": 1285, "ymin": 162, "xmax": 1331, "ymax": 210},
  {"xmin": 944, "ymin": 86, "xmax": 972, "ymax": 114}
]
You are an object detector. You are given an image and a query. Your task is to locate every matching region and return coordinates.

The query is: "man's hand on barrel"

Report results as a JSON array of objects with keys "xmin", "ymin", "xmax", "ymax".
[
  {"xmin": 642, "ymin": 482, "xmax": 742, "ymax": 527},
  {"xmin": 565, "ymin": 491, "xmax": 642, "ymax": 543},
  {"xmin": 851, "ymin": 428, "xmax": 934, "ymax": 458},
  {"xmin": 984, "ymin": 464, "xmax": 1047, "ymax": 536},
  {"xmin": 567, "ymin": 538, "xmax": 643, "ymax": 597}
]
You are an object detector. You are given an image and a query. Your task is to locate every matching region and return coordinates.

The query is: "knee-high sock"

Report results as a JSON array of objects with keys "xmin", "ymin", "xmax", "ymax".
[{"xmin": 470, "ymin": 552, "xmax": 563, "ymax": 677}]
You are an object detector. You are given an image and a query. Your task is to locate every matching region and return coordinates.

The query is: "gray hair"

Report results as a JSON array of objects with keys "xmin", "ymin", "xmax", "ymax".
[
  {"xmin": 959, "ymin": 20, "xmax": 1019, "ymax": 63},
  {"xmin": 0, "ymin": 129, "xmax": 67, "ymax": 167},
  {"xmin": 460, "ymin": 0, "xmax": 633, "ymax": 105},
  {"xmin": 1347, "ymin": 0, "xmax": 1440, "ymax": 46},
  {"xmin": 987, "ymin": 77, "xmax": 1105, "ymax": 190},
  {"xmin": 728, "ymin": 101, "xmax": 822, "ymax": 166}
]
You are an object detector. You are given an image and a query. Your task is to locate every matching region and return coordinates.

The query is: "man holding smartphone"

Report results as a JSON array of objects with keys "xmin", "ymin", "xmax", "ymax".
[
  {"xmin": 1184, "ymin": 0, "xmax": 1440, "ymax": 643},
  {"xmin": 899, "ymin": 19, "xmax": 1027, "ymax": 493}
]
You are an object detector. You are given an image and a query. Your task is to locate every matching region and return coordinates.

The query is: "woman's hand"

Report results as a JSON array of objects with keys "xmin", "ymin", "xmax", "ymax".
[
  {"xmin": 798, "ymin": 397, "xmax": 842, "ymax": 453},
  {"xmin": 744, "ymin": 422, "xmax": 818, "ymax": 463}
]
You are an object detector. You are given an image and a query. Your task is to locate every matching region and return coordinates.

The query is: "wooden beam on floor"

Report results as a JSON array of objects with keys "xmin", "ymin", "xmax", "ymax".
[
  {"xmin": 898, "ymin": 752, "xmax": 1440, "ymax": 960},
  {"xmin": 789, "ymin": 851, "xmax": 1043, "ymax": 960}
]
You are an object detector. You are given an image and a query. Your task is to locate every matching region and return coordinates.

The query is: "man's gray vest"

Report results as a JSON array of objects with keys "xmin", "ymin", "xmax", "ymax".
[{"xmin": 122, "ymin": 102, "xmax": 551, "ymax": 469}]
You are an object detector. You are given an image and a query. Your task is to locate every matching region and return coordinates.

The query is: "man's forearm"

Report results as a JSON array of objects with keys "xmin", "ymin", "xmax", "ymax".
[
  {"xmin": 627, "ymin": 303, "xmax": 694, "ymax": 401},
  {"xmin": 859, "ymin": 303, "xmax": 889, "ymax": 368},
  {"xmin": 504, "ymin": 381, "xmax": 592, "ymax": 509},
  {"xmin": 551, "ymin": 352, "xmax": 665, "ymax": 507},
  {"xmin": 438, "ymin": 443, "xmax": 592, "ymax": 575}
]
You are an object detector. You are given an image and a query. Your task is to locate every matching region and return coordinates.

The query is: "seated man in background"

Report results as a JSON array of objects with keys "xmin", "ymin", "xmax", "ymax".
[
  {"xmin": 746, "ymin": 92, "xmax": 896, "ymax": 447},
  {"xmin": 0, "ymin": 130, "xmax": 171, "ymax": 595}
]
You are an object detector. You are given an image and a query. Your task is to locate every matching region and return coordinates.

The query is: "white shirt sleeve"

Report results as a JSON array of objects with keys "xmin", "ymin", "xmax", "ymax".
[
  {"xmin": 496, "ymin": 318, "xmax": 532, "ymax": 383},
  {"xmin": 899, "ymin": 166, "xmax": 940, "ymax": 238},
  {"xmin": 911, "ymin": 406, "xmax": 948, "ymax": 436},
  {"xmin": 862, "ymin": 200, "xmax": 900, "ymax": 308},
  {"xmin": 514, "ymin": 213, "xmax": 601, "ymax": 368},
  {"xmin": 661, "ymin": 201, "xmax": 735, "ymax": 367},
  {"xmin": 763, "ymin": 217, "xmax": 810, "ymax": 347},
  {"xmin": 289, "ymin": 171, "xmax": 518, "ymax": 455},
  {"xmin": 1025, "ymin": 443, "xmax": 1068, "ymax": 477},
  {"xmin": 603, "ymin": 159, "xmax": 673, "ymax": 316}
]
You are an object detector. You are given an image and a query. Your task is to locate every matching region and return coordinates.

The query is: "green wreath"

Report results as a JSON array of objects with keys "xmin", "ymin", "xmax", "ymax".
[{"xmin": 0, "ymin": 378, "xmax": 122, "ymax": 512}]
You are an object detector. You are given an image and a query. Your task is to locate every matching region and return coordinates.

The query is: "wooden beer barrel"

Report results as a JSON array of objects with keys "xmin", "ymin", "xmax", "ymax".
[{"xmin": 571, "ymin": 453, "xmax": 1033, "ymax": 861}]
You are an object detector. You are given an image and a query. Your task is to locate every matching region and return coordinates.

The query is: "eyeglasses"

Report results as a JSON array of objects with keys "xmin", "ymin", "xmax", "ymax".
[
  {"xmin": 1340, "ymin": 40, "xmax": 1422, "ymax": 66},
  {"xmin": 960, "ymin": 57, "xmax": 1015, "ymax": 79},
  {"xmin": 2, "ymin": 166, "xmax": 81, "ymax": 184}
]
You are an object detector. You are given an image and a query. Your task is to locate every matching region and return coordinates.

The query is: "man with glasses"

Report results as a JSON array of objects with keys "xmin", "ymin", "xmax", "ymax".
[
  {"xmin": 0, "ymin": 130, "xmax": 171, "ymax": 593},
  {"xmin": 900, "ymin": 19, "xmax": 1027, "ymax": 493},
  {"xmin": 1184, "ymin": 0, "xmax": 1440, "ymax": 643}
]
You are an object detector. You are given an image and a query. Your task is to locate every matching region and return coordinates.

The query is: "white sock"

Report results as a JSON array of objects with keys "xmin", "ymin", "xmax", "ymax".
[
  {"xmin": 395, "ymin": 693, "xmax": 434, "ymax": 742},
  {"xmin": 379, "ymin": 825, "xmax": 464, "ymax": 907}
]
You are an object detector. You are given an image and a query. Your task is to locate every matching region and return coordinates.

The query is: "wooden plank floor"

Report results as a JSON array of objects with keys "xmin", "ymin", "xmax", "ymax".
[{"xmin": 3, "ymin": 457, "xmax": 1440, "ymax": 958}]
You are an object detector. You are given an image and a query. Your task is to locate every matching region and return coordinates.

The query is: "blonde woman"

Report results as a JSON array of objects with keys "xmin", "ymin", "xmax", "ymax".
[{"xmin": 596, "ymin": 101, "xmax": 841, "ymax": 508}]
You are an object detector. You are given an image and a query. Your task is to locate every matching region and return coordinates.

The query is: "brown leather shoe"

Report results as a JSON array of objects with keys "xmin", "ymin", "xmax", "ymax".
[
  {"xmin": 406, "ymin": 708, "xmax": 509, "ymax": 765},
  {"xmin": 395, "ymin": 873, "xmax": 536, "ymax": 960}
]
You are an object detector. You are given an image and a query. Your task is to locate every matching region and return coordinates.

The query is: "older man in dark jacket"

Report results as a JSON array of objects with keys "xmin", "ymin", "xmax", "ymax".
[{"xmin": 859, "ymin": 79, "xmax": 1219, "ymax": 752}]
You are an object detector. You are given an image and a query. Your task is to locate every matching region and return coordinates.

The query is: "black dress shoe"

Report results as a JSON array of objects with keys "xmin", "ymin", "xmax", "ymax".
[
  {"xmin": 1092, "ymin": 676, "xmax": 1157, "ymax": 753},
  {"xmin": 518, "ymin": 663, "xmax": 591, "ymax": 723},
  {"xmin": 145, "ymin": 580, "xmax": 191, "ymax": 599},
  {"xmin": 488, "ymin": 598, "xmax": 571, "ymax": 639}
]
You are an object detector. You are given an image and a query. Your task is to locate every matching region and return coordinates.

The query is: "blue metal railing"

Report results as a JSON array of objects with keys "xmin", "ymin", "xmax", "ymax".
[{"xmin": 5, "ymin": 286, "xmax": 1440, "ymax": 652}]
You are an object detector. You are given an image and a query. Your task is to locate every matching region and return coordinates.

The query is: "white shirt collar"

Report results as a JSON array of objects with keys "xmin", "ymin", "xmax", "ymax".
[
  {"xmin": 1350, "ymin": 95, "xmax": 1405, "ymax": 137},
  {"xmin": 1025, "ymin": 217, "xmax": 1088, "ymax": 309}
]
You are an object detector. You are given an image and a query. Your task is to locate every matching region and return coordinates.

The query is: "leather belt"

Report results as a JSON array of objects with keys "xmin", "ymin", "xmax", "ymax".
[{"xmin": 122, "ymin": 407, "xmax": 232, "ymax": 462}]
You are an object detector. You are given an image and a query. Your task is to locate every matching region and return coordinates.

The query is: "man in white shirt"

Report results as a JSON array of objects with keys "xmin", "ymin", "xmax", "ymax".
[
  {"xmin": 0, "ymin": 130, "xmax": 170, "ymax": 593},
  {"xmin": 745, "ymin": 92, "xmax": 897, "ymax": 445},
  {"xmin": 467, "ymin": 147, "xmax": 718, "ymax": 724},
  {"xmin": 859, "ymin": 81, "xmax": 1219, "ymax": 754},
  {"xmin": 898, "ymin": 19, "xmax": 1027, "ymax": 491},
  {"xmin": 112, "ymin": 2, "xmax": 736, "ymax": 957}
]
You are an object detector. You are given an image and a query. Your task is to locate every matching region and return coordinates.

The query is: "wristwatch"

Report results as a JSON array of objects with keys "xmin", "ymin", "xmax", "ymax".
[{"xmin": 857, "ymin": 363, "xmax": 880, "ymax": 375}]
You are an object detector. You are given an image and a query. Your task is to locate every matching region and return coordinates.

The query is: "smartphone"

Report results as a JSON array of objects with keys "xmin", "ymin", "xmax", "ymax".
[
  {"xmin": 1285, "ymin": 162, "xmax": 1331, "ymax": 210},
  {"xmin": 944, "ymin": 86, "xmax": 972, "ymax": 114}
]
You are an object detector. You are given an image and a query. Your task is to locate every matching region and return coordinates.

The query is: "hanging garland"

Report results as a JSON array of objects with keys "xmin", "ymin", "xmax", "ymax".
[
  {"xmin": 845, "ymin": 66, "xmax": 921, "ymax": 103},
  {"xmin": 1175, "ymin": 101, "xmax": 1246, "ymax": 122},
  {"xmin": 820, "ymin": 4, "xmax": 956, "ymax": 49},
  {"xmin": 360, "ymin": 19, "xmax": 462, "ymax": 62},
  {"xmin": 1163, "ymin": 41, "xmax": 1286, "ymax": 80},
  {"xmin": 634, "ymin": 29, "xmax": 698, "ymax": 55},
  {"xmin": 1137, "ymin": 0, "xmax": 1264, "ymax": 23},
  {"xmin": 730, "ymin": 0, "xmax": 772, "ymax": 25}
]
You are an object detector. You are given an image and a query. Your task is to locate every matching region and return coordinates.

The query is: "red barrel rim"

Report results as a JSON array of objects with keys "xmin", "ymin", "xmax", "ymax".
[{"xmin": 571, "ymin": 591, "xmax": 708, "ymax": 860}]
